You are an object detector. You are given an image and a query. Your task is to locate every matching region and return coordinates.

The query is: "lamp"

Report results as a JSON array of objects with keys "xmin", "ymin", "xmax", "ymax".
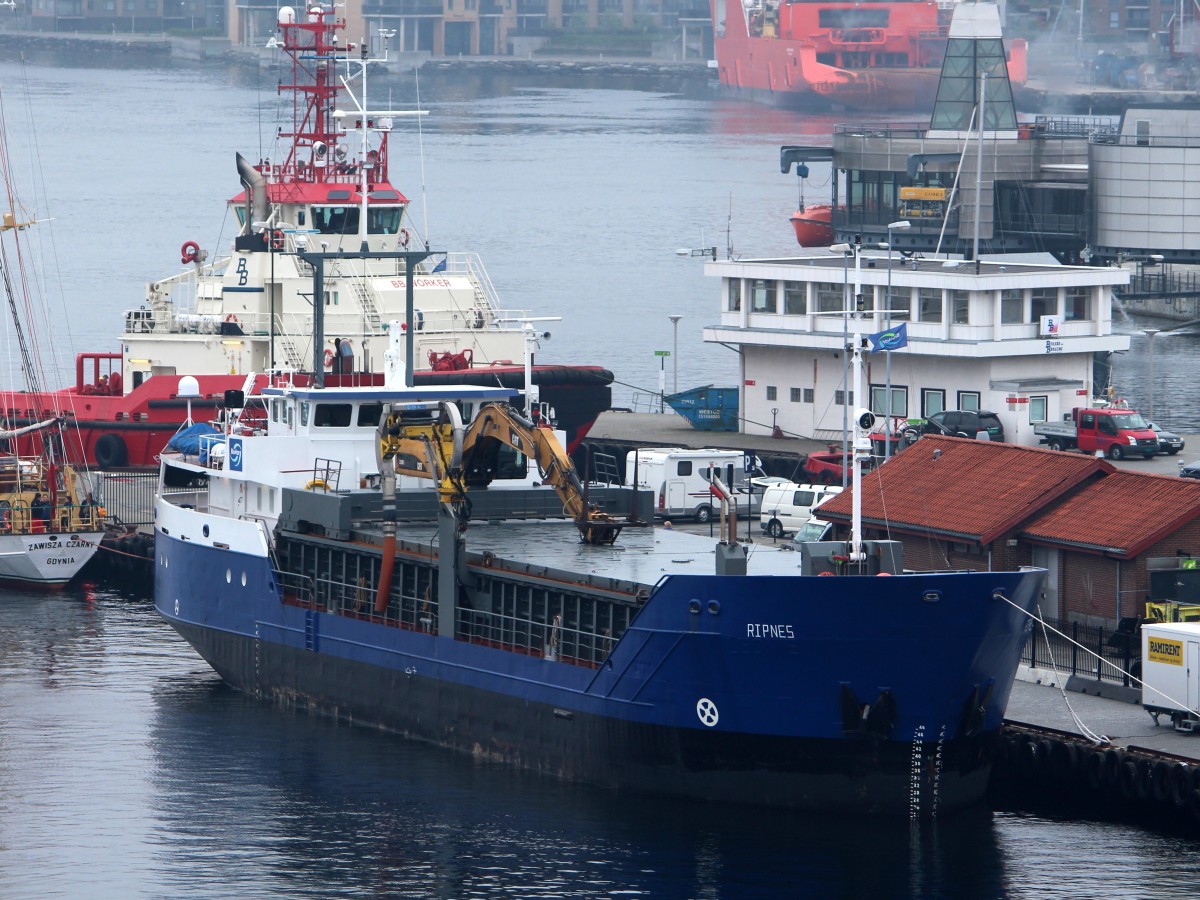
[
  {"xmin": 1145, "ymin": 328, "xmax": 1160, "ymax": 422},
  {"xmin": 668, "ymin": 315, "xmax": 683, "ymax": 394},
  {"xmin": 885, "ymin": 220, "xmax": 911, "ymax": 460}
]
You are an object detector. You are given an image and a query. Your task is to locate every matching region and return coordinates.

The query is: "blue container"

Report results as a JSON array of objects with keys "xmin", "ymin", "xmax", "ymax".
[{"xmin": 665, "ymin": 384, "xmax": 739, "ymax": 431}]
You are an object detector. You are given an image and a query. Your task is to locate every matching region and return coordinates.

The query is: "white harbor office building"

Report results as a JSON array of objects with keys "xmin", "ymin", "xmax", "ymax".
[{"xmin": 702, "ymin": 252, "xmax": 1131, "ymax": 446}]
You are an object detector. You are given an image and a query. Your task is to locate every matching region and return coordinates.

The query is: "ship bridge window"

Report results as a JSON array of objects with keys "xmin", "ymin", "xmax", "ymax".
[
  {"xmin": 357, "ymin": 403, "xmax": 384, "ymax": 427},
  {"xmin": 369, "ymin": 207, "xmax": 404, "ymax": 234},
  {"xmin": 234, "ymin": 207, "xmax": 247, "ymax": 227},
  {"xmin": 313, "ymin": 206, "xmax": 359, "ymax": 235},
  {"xmin": 313, "ymin": 403, "xmax": 353, "ymax": 427}
]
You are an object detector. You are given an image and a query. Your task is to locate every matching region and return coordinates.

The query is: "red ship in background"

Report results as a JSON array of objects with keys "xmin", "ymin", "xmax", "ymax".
[
  {"xmin": 712, "ymin": 0, "xmax": 1027, "ymax": 110},
  {"xmin": 2, "ymin": 6, "xmax": 611, "ymax": 469}
]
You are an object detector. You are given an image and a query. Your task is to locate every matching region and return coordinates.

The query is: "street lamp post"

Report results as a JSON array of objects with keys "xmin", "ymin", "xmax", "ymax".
[
  {"xmin": 1146, "ymin": 328, "xmax": 1160, "ymax": 421},
  {"xmin": 668, "ymin": 314, "xmax": 682, "ymax": 394},
  {"xmin": 884, "ymin": 220, "xmax": 911, "ymax": 459}
]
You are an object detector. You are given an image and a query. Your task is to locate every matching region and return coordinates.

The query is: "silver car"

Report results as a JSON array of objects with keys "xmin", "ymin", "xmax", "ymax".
[{"xmin": 1149, "ymin": 422, "xmax": 1185, "ymax": 456}]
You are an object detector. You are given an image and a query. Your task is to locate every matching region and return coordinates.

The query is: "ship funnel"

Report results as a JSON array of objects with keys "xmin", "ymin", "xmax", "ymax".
[{"xmin": 236, "ymin": 153, "xmax": 271, "ymax": 236}]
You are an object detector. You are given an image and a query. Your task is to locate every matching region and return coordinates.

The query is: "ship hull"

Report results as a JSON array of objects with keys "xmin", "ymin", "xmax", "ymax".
[
  {"xmin": 155, "ymin": 508, "xmax": 1042, "ymax": 816},
  {"xmin": 0, "ymin": 530, "xmax": 106, "ymax": 588}
]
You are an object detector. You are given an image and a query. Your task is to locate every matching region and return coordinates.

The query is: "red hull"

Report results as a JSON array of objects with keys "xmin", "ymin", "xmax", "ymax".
[
  {"xmin": 790, "ymin": 205, "xmax": 834, "ymax": 247},
  {"xmin": 711, "ymin": 0, "xmax": 1026, "ymax": 110}
]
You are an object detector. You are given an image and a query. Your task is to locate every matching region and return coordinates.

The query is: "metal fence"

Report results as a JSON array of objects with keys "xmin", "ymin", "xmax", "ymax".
[
  {"xmin": 1021, "ymin": 615, "xmax": 1140, "ymax": 688},
  {"xmin": 89, "ymin": 470, "xmax": 158, "ymax": 529}
]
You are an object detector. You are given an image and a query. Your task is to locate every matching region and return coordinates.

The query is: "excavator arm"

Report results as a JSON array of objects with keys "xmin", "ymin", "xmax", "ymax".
[{"xmin": 378, "ymin": 400, "xmax": 625, "ymax": 544}]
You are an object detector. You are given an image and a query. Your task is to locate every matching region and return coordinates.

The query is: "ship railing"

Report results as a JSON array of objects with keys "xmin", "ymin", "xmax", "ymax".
[
  {"xmin": 457, "ymin": 604, "xmax": 616, "ymax": 670},
  {"xmin": 158, "ymin": 486, "xmax": 209, "ymax": 513}
]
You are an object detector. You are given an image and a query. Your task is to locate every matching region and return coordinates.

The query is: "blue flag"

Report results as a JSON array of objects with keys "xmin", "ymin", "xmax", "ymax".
[
  {"xmin": 868, "ymin": 322, "xmax": 908, "ymax": 352},
  {"xmin": 431, "ymin": 256, "xmax": 447, "ymax": 273}
]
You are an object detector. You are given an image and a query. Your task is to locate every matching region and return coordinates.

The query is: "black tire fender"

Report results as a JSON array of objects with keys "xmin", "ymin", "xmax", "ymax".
[{"xmin": 94, "ymin": 433, "xmax": 128, "ymax": 468}]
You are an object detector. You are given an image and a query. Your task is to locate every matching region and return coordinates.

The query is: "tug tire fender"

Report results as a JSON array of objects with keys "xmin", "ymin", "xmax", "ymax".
[{"xmin": 94, "ymin": 433, "xmax": 128, "ymax": 469}]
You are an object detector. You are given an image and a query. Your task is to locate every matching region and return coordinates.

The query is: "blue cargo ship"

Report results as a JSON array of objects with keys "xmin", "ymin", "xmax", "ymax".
[{"xmin": 152, "ymin": 2, "xmax": 1044, "ymax": 817}]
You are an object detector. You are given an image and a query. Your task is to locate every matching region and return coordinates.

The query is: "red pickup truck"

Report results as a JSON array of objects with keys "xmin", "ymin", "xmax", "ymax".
[{"xmin": 1033, "ymin": 406, "xmax": 1158, "ymax": 460}]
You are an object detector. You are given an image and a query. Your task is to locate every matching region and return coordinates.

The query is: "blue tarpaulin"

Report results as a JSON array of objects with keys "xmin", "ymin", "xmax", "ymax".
[{"xmin": 166, "ymin": 422, "xmax": 222, "ymax": 459}]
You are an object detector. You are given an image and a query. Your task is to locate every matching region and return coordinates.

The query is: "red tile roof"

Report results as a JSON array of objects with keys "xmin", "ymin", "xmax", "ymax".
[
  {"xmin": 817, "ymin": 436, "xmax": 1111, "ymax": 543},
  {"xmin": 1022, "ymin": 469, "xmax": 1200, "ymax": 556}
]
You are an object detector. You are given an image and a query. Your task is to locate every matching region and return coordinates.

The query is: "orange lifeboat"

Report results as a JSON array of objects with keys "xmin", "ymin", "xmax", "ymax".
[{"xmin": 790, "ymin": 204, "xmax": 834, "ymax": 247}]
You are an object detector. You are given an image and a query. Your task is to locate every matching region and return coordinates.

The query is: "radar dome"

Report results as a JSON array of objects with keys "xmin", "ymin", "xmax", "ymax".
[
  {"xmin": 178, "ymin": 375, "xmax": 201, "ymax": 398},
  {"xmin": 277, "ymin": 5, "xmax": 295, "ymax": 24}
]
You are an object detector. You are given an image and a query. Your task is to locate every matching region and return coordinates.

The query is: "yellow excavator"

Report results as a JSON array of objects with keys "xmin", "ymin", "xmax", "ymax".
[{"xmin": 378, "ymin": 400, "xmax": 626, "ymax": 545}]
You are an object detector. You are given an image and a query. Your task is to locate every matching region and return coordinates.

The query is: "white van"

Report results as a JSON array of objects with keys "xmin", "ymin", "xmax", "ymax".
[
  {"xmin": 625, "ymin": 448, "xmax": 755, "ymax": 523},
  {"xmin": 760, "ymin": 483, "xmax": 843, "ymax": 538}
]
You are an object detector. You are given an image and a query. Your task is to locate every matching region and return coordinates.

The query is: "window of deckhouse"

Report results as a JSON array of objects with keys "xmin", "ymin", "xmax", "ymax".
[
  {"xmin": 1001, "ymin": 289, "xmax": 1023, "ymax": 323},
  {"xmin": 784, "ymin": 281, "xmax": 806, "ymax": 315},
  {"xmin": 751, "ymin": 280, "xmax": 775, "ymax": 313},
  {"xmin": 814, "ymin": 282, "xmax": 843, "ymax": 314},
  {"xmin": 1030, "ymin": 288, "xmax": 1056, "ymax": 322},
  {"xmin": 888, "ymin": 286, "xmax": 911, "ymax": 320},
  {"xmin": 918, "ymin": 288, "xmax": 942, "ymax": 322},
  {"xmin": 1064, "ymin": 287, "xmax": 1090, "ymax": 321},
  {"xmin": 728, "ymin": 280, "xmax": 741, "ymax": 311},
  {"xmin": 950, "ymin": 290, "xmax": 970, "ymax": 324}
]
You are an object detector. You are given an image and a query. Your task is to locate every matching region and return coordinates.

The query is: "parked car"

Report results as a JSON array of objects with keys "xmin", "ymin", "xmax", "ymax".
[
  {"xmin": 907, "ymin": 410, "xmax": 1005, "ymax": 443},
  {"xmin": 1181, "ymin": 460, "xmax": 1200, "ymax": 479},
  {"xmin": 760, "ymin": 483, "xmax": 843, "ymax": 538},
  {"xmin": 788, "ymin": 517, "xmax": 833, "ymax": 545},
  {"xmin": 1149, "ymin": 422, "xmax": 1185, "ymax": 456}
]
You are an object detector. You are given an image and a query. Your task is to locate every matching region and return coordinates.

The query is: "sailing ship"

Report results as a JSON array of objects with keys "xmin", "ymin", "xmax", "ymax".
[
  {"xmin": 0, "ymin": 133, "xmax": 104, "ymax": 586},
  {"xmin": 711, "ymin": 0, "xmax": 1027, "ymax": 111},
  {"xmin": 0, "ymin": 6, "xmax": 611, "ymax": 469}
]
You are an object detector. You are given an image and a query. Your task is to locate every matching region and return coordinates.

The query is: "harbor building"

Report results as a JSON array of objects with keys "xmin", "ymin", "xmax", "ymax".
[{"xmin": 702, "ymin": 249, "xmax": 1129, "ymax": 446}]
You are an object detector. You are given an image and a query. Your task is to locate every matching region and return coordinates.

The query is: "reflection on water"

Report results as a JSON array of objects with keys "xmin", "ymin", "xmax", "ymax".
[{"xmin": 4, "ymin": 585, "xmax": 1200, "ymax": 896}]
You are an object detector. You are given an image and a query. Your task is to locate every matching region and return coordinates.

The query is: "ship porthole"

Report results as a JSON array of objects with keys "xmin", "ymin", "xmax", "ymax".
[
  {"xmin": 696, "ymin": 698, "xmax": 719, "ymax": 727},
  {"xmin": 688, "ymin": 599, "xmax": 701, "ymax": 614},
  {"xmin": 202, "ymin": 525, "xmax": 210, "ymax": 538},
  {"xmin": 226, "ymin": 569, "xmax": 232, "ymax": 583},
  {"xmin": 706, "ymin": 600, "xmax": 721, "ymax": 615}
]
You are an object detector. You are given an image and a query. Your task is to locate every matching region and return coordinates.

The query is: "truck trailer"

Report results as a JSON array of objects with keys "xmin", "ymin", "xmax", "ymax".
[{"xmin": 1142, "ymin": 621, "xmax": 1200, "ymax": 732}]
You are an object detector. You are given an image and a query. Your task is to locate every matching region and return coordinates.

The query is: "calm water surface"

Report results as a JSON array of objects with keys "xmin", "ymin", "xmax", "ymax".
[
  {"xmin": 4, "ymin": 584, "xmax": 1200, "ymax": 898},
  {"xmin": 2, "ymin": 57, "xmax": 1200, "ymax": 897}
]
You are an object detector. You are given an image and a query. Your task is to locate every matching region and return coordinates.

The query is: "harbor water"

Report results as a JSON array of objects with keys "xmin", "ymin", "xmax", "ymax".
[{"xmin": 2, "ymin": 55, "xmax": 1200, "ymax": 896}]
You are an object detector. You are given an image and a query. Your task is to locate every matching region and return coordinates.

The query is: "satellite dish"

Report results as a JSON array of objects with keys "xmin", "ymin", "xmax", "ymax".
[{"xmin": 334, "ymin": 144, "xmax": 348, "ymax": 162}]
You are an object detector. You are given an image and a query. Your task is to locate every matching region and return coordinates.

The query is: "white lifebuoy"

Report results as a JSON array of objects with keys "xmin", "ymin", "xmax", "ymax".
[
  {"xmin": 225, "ymin": 314, "xmax": 239, "ymax": 324},
  {"xmin": 270, "ymin": 229, "xmax": 285, "ymax": 251},
  {"xmin": 324, "ymin": 348, "xmax": 335, "ymax": 368},
  {"xmin": 398, "ymin": 228, "xmax": 410, "ymax": 248}
]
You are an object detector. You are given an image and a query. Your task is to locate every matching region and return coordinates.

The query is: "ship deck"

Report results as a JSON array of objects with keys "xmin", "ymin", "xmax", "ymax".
[{"xmin": 374, "ymin": 518, "xmax": 808, "ymax": 590}]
